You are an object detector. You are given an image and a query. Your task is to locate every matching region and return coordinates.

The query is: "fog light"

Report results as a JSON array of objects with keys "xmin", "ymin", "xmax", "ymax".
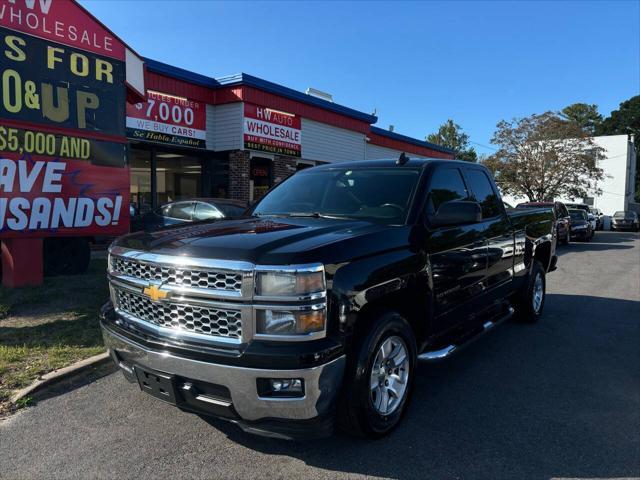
[{"xmin": 257, "ymin": 378, "xmax": 304, "ymax": 398}]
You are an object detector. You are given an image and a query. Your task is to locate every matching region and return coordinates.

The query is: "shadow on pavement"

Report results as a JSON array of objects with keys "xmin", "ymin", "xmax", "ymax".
[
  {"xmin": 199, "ymin": 293, "xmax": 640, "ymax": 479},
  {"xmin": 556, "ymin": 231, "xmax": 637, "ymax": 256}
]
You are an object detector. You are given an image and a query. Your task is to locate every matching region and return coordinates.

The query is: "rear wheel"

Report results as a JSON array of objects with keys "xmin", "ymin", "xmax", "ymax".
[
  {"xmin": 338, "ymin": 312, "xmax": 417, "ymax": 438},
  {"xmin": 515, "ymin": 260, "xmax": 545, "ymax": 323}
]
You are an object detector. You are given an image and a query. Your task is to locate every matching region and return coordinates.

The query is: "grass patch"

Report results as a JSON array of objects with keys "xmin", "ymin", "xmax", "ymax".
[{"xmin": 0, "ymin": 258, "xmax": 108, "ymax": 414}]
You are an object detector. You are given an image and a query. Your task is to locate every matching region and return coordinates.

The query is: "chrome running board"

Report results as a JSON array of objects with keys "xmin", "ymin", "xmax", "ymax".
[{"xmin": 418, "ymin": 306, "xmax": 515, "ymax": 362}]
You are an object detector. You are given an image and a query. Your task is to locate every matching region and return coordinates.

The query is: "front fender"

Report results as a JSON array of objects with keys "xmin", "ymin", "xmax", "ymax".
[{"xmin": 327, "ymin": 248, "xmax": 428, "ymax": 336}]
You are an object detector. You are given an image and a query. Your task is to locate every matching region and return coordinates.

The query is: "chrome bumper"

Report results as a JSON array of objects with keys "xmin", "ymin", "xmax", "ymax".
[{"xmin": 101, "ymin": 324, "xmax": 346, "ymax": 423}]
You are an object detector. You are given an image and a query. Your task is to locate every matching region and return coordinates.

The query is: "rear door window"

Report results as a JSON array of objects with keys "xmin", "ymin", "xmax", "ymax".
[
  {"xmin": 193, "ymin": 202, "xmax": 223, "ymax": 221},
  {"xmin": 166, "ymin": 202, "xmax": 195, "ymax": 220},
  {"xmin": 465, "ymin": 169, "xmax": 501, "ymax": 218}
]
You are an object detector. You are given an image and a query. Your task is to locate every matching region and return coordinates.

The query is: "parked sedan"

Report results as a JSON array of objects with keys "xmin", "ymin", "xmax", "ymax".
[
  {"xmin": 137, "ymin": 198, "xmax": 247, "ymax": 231},
  {"xmin": 569, "ymin": 209, "xmax": 593, "ymax": 241},
  {"xmin": 565, "ymin": 202, "xmax": 597, "ymax": 232},
  {"xmin": 516, "ymin": 201, "xmax": 571, "ymax": 245},
  {"xmin": 610, "ymin": 211, "xmax": 640, "ymax": 231}
]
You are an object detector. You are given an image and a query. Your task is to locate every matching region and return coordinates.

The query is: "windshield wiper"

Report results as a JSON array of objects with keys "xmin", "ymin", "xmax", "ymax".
[{"xmin": 287, "ymin": 212, "xmax": 346, "ymax": 219}]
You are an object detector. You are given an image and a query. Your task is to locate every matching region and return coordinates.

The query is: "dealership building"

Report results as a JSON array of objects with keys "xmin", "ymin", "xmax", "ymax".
[{"xmin": 127, "ymin": 59, "xmax": 454, "ymax": 214}]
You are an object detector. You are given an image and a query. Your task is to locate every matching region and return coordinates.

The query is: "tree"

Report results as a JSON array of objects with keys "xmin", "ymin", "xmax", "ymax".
[
  {"xmin": 560, "ymin": 103, "xmax": 603, "ymax": 134},
  {"xmin": 482, "ymin": 111, "xmax": 605, "ymax": 202},
  {"xmin": 597, "ymin": 96, "xmax": 640, "ymax": 202},
  {"xmin": 426, "ymin": 119, "xmax": 478, "ymax": 162}
]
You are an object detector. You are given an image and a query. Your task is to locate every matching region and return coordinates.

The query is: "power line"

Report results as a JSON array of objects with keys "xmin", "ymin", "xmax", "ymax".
[{"xmin": 469, "ymin": 141, "xmax": 498, "ymax": 152}]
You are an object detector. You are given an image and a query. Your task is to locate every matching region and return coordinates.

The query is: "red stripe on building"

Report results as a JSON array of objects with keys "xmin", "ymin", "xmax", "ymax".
[
  {"xmin": 145, "ymin": 71, "xmax": 215, "ymax": 104},
  {"xmin": 368, "ymin": 132, "xmax": 455, "ymax": 159}
]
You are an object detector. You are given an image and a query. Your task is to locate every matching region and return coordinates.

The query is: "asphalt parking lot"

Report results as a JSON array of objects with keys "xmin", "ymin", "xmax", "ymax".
[{"xmin": 1, "ymin": 231, "xmax": 639, "ymax": 480}]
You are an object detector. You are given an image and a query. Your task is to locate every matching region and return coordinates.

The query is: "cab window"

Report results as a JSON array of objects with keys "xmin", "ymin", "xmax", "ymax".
[{"xmin": 465, "ymin": 169, "xmax": 501, "ymax": 218}]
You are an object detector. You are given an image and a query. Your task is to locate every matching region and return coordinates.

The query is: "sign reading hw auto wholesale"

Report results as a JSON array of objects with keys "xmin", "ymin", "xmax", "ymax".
[
  {"xmin": 126, "ymin": 91, "xmax": 206, "ymax": 149},
  {"xmin": 244, "ymin": 104, "xmax": 301, "ymax": 157},
  {"xmin": 0, "ymin": 0, "xmax": 129, "ymax": 238}
]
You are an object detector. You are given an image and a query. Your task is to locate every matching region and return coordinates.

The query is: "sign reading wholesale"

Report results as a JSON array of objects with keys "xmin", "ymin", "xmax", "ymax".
[
  {"xmin": 244, "ymin": 103, "xmax": 301, "ymax": 157},
  {"xmin": 126, "ymin": 91, "xmax": 206, "ymax": 149},
  {"xmin": 0, "ymin": 0, "xmax": 129, "ymax": 237}
]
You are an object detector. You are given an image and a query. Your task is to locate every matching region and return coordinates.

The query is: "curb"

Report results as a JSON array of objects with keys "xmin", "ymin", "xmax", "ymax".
[{"xmin": 10, "ymin": 352, "xmax": 112, "ymax": 404}]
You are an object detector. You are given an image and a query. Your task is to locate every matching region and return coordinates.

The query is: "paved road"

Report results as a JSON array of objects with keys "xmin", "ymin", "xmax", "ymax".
[{"xmin": 2, "ymin": 231, "xmax": 639, "ymax": 479}]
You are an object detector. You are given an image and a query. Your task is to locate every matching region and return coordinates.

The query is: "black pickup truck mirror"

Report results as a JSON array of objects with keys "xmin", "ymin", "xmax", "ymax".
[{"xmin": 431, "ymin": 200, "xmax": 482, "ymax": 227}]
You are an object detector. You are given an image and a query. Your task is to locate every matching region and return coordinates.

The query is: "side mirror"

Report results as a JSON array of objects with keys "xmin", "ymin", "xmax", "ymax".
[{"xmin": 431, "ymin": 200, "xmax": 482, "ymax": 227}]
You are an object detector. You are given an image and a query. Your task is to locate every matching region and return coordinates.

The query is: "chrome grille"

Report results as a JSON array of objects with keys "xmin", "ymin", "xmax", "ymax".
[
  {"xmin": 115, "ymin": 289, "xmax": 242, "ymax": 340},
  {"xmin": 111, "ymin": 256, "xmax": 242, "ymax": 292}
]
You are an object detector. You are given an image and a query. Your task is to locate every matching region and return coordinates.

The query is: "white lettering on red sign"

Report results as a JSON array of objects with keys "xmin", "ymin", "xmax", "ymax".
[{"xmin": 0, "ymin": 158, "xmax": 123, "ymax": 231}]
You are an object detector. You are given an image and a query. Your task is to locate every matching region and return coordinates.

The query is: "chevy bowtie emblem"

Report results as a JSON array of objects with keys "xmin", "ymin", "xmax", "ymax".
[{"xmin": 143, "ymin": 284, "xmax": 169, "ymax": 302}]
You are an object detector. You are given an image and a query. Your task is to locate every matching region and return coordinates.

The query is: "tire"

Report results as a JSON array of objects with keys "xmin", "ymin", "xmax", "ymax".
[
  {"xmin": 338, "ymin": 311, "xmax": 417, "ymax": 438},
  {"xmin": 44, "ymin": 237, "xmax": 91, "ymax": 276},
  {"xmin": 515, "ymin": 260, "xmax": 546, "ymax": 323}
]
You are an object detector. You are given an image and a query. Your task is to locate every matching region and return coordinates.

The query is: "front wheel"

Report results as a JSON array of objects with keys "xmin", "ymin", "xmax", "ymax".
[
  {"xmin": 338, "ymin": 312, "xmax": 417, "ymax": 438},
  {"xmin": 515, "ymin": 260, "xmax": 546, "ymax": 323}
]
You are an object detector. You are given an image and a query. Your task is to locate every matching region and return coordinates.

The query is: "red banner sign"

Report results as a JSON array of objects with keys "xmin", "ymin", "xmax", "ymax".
[
  {"xmin": 0, "ymin": 0, "xmax": 125, "ymax": 60},
  {"xmin": 0, "ymin": 151, "xmax": 129, "ymax": 238},
  {"xmin": 243, "ymin": 103, "xmax": 301, "ymax": 157},
  {"xmin": 126, "ymin": 91, "xmax": 207, "ymax": 149}
]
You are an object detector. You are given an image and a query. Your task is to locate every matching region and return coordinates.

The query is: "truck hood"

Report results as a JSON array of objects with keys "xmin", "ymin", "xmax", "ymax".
[{"xmin": 112, "ymin": 216, "xmax": 412, "ymax": 265}]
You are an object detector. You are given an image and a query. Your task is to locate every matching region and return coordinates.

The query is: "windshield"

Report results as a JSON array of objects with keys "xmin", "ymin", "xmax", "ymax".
[
  {"xmin": 569, "ymin": 210, "xmax": 587, "ymax": 221},
  {"xmin": 252, "ymin": 168, "xmax": 421, "ymax": 224},
  {"xmin": 614, "ymin": 211, "xmax": 636, "ymax": 219}
]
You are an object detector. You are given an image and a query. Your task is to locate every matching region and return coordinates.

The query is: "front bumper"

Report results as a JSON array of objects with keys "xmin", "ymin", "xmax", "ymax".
[
  {"xmin": 101, "ymin": 322, "xmax": 346, "ymax": 439},
  {"xmin": 570, "ymin": 229, "xmax": 591, "ymax": 239},
  {"xmin": 611, "ymin": 223, "xmax": 638, "ymax": 231}
]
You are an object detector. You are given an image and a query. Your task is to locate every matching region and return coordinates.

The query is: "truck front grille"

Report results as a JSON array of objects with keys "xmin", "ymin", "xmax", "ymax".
[
  {"xmin": 115, "ymin": 289, "xmax": 242, "ymax": 340},
  {"xmin": 111, "ymin": 256, "xmax": 243, "ymax": 293}
]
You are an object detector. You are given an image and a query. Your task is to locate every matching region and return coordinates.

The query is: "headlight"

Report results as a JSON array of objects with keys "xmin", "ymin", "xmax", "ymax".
[
  {"xmin": 256, "ymin": 268, "xmax": 325, "ymax": 297},
  {"xmin": 256, "ymin": 307, "xmax": 326, "ymax": 336}
]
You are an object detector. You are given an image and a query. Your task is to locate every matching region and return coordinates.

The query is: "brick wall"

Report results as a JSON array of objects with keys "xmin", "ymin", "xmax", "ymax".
[
  {"xmin": 228, "ymin": 150, "xmax": 250, "ymax": 202},
  {"xmin": 228, "ymin": 151, "xmax": 300, "ymax": 202},
  {"xmin": 273, "ymin": 155, "xmax": 298, "ymax": 184}
]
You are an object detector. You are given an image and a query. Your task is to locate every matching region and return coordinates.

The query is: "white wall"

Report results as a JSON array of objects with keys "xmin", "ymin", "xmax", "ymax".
[
  {"xmin": 559, "ymin": 135, "xmax": 635, "ymax": 216},
  {"xmin": 301, "ymin": 118, "xmax": 366, "ymax": 163},
  {"xmin": 206, "ymin": 103, "xmax": 243, "ymax": 151}
]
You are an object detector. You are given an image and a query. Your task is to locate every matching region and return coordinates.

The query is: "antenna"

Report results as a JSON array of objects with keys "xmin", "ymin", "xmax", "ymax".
[{"xmin": 396, "ymin": 152, "xmax": 409, "ymax": 165}]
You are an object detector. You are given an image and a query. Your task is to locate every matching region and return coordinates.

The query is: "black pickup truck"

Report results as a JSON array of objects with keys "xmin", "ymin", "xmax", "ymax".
[{"xmin": 101, "ymin": 158, "xmax": 557, "ymax": 439}]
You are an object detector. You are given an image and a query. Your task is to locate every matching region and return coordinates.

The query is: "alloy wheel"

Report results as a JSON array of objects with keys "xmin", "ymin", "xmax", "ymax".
[
  {"xmin": 370, "ymin": 336, "xmax": 410, "ymax": 416},
  {"xmin": 532, "ymin": 272, "xmax": 544, "ymax": 313}
]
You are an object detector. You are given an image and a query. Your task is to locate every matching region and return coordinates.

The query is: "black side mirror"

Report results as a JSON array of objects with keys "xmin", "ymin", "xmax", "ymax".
[{"xmin": 431, "ymin": 200, "xmax": 482, "ymax": 227}]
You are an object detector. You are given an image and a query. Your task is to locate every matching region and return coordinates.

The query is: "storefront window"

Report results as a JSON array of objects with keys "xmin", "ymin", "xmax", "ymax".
[
  {"xmin": 250, "ymin": 157, "xmax": 272, "ymax": 201},
  {"xmin": 156, "ymin": 153, "xmax": 202, "ymax": 205},
  {"xmin": 128, "ymin": 145, "xmax": 230, "ymax": 223},
  {"xmin": 130, "ymin": 147, "xmax": 152, "ymax": 216}
]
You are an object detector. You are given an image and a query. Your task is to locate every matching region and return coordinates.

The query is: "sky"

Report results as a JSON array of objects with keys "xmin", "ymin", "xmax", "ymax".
[{"xmin": 80, "ymin": 0, "xmax": 640, "ymax": 155}]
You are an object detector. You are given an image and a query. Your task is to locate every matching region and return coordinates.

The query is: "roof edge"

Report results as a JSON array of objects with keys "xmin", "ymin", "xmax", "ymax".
[
  {"xmin": 370, "ymin": 126, "xmax": 456, "ymax": 155},
  {"xmin": 144, "ymin": 58, "xmax": 377, "ymax": 124}
]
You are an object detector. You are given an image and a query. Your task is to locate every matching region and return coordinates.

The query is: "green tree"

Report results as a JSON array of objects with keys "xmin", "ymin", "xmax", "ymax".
[
  {"xmin": 483, "ymin": 111, "xmax": 605, "ymax": 202},
  {"xmin": 426, "ymin": 119, "xmax": 478, "ymax": 162},
  {"xmin": 560, "ymin": 103, "xmax": 603, "ymax": 134},
  {"xmin": 597, "ymin": 96, "xmax": 640, "ymax": 202}
]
